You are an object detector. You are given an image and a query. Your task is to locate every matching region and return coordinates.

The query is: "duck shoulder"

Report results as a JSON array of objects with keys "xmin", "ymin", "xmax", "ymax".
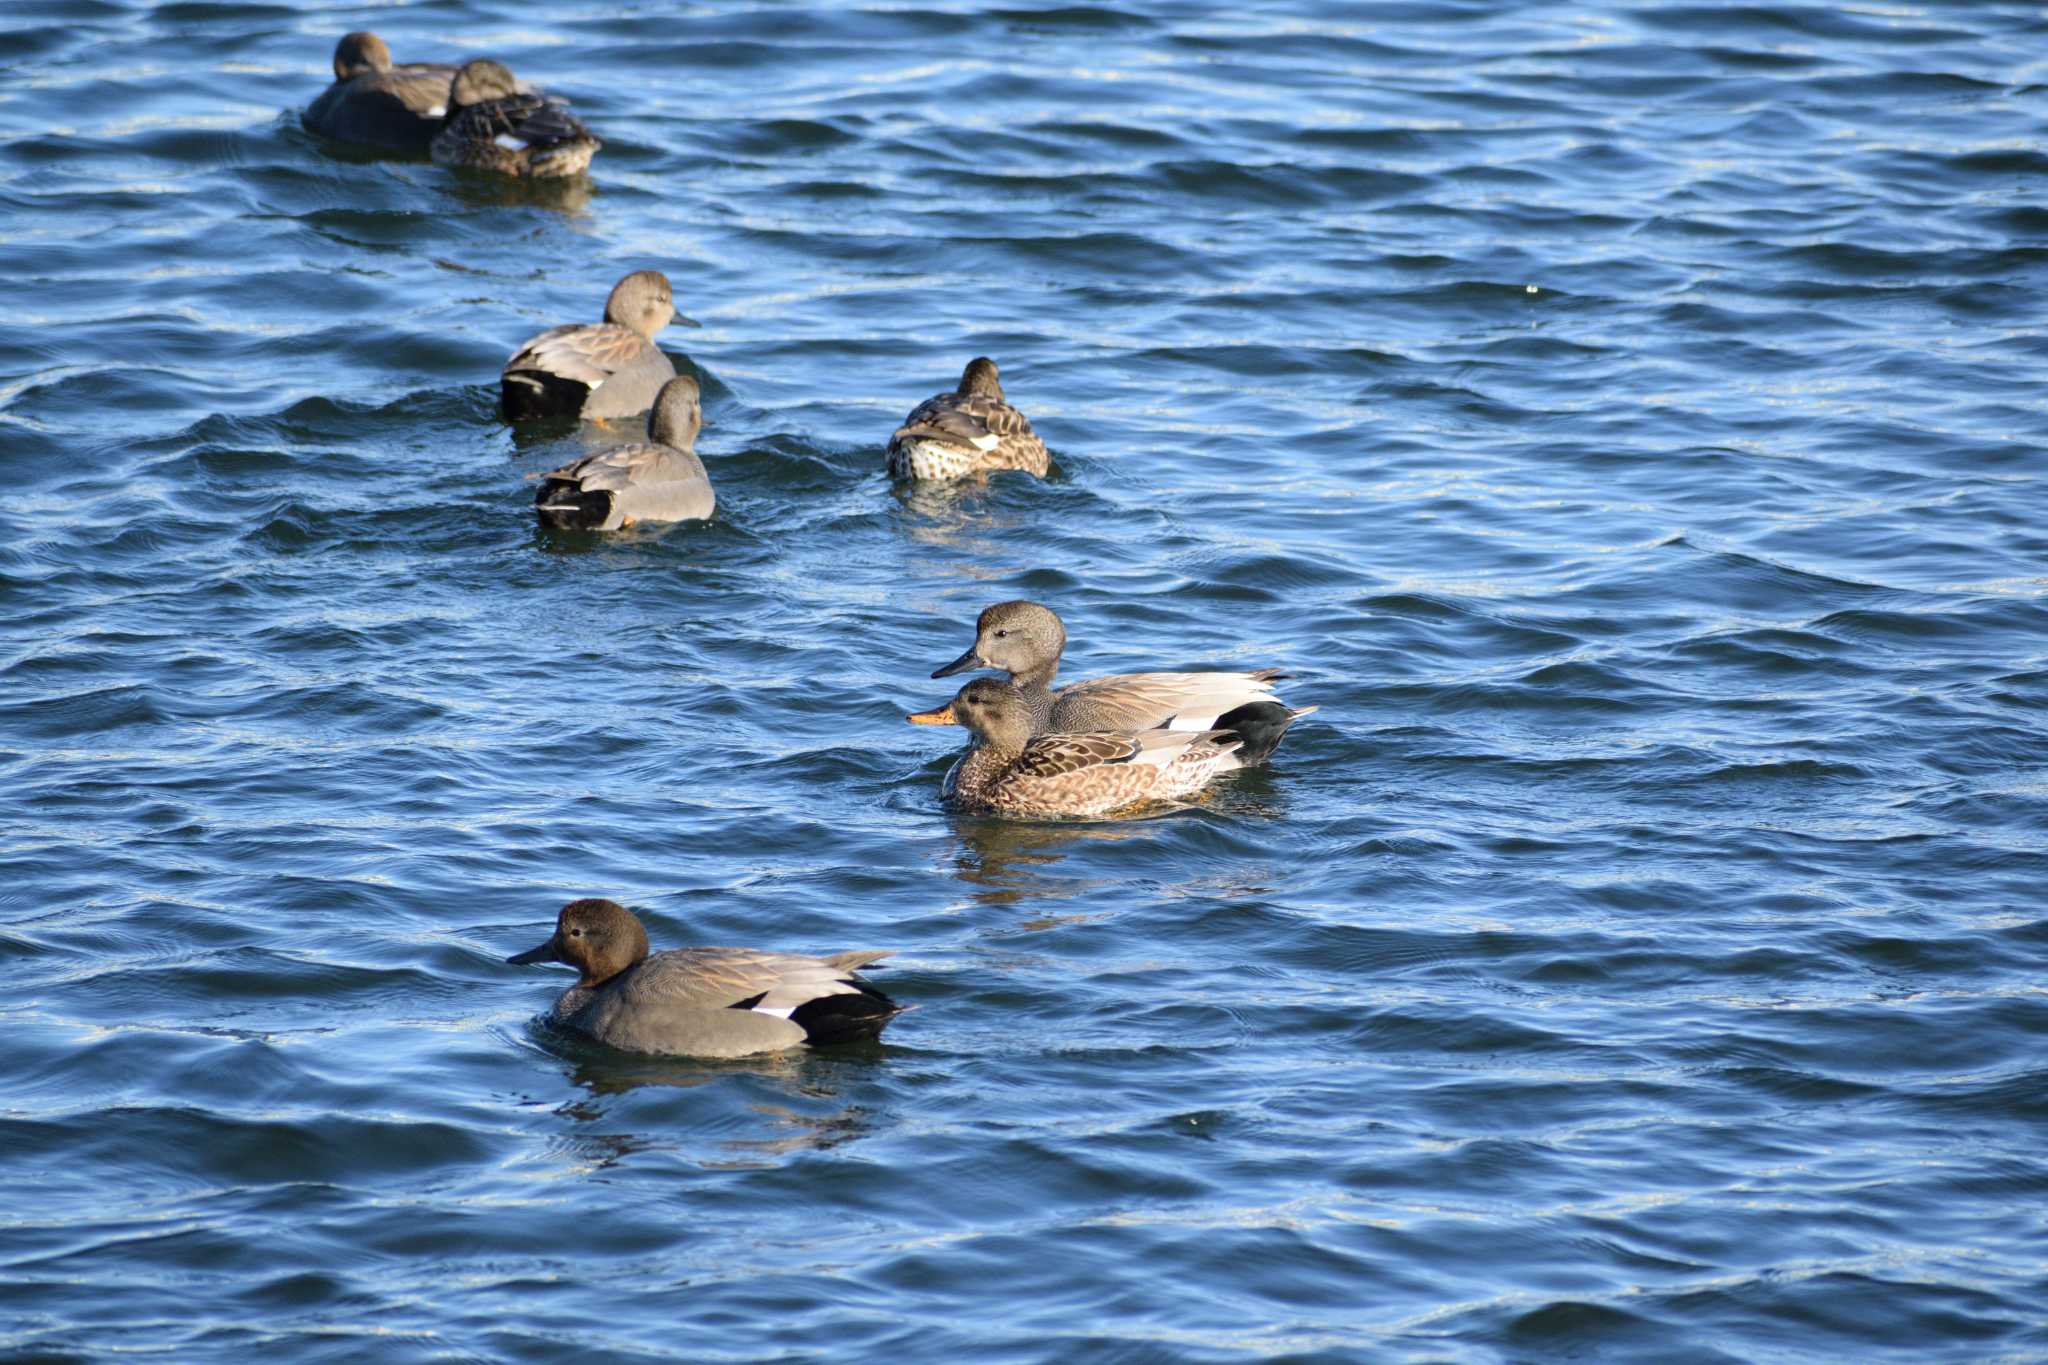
[{"xmin": 505, "ymin": 323, "xmax": 655, "ymax": 386}]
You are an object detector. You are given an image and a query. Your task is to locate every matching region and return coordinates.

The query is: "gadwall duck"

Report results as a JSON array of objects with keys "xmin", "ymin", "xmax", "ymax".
[
  {"xmin": 928, "ymin": 601, "xmax": 1312, "ymax": 764},
  {"xmin": 908, "ymin": 678, "xmax": 1288, "ymax": 818},
  {"xmin": 887, "ymin": 357, "xmax": 1048, "ymax": 481},
  {"xmin": 507, "ymin": 899, "xmax": 902, "ymax": 1059},
  {"xmin": 430, "ymin": 58, "xmax": 599, "ymax": 179},
  {"xmin": 502, "ymin": 270, "xmax": 678, "ymax": 421},
  {"xmin": 303, "ymin": 32, "xmax": 458, "ymax": 151},
  {"xmin": 534, "ymin": 377, "xmax": 712, "ymax": 530}
]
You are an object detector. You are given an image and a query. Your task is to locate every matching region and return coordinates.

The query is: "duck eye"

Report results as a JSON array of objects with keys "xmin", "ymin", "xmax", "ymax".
[
  {"xmin": 570, "ymin": 928, "xmax": 583, "ymax": 937},
  {"xmin": 994, "ymin": 629, "xmax": 1009, "ymax": 638}
]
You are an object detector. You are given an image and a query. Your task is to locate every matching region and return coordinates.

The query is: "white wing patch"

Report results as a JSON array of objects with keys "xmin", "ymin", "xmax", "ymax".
[
  {"xmin": 494, "ymin": 134, "xmax": 529, "ymax": 151},
  {"xmin": 751, "ymin": 1004, "xmax": 797, "ymax": 1019},
  {"xmin": 970, "ymin": 433, "xmax": 1000, "ymax": 451},
  {"xmin": 426, "ymin": 104, "xmax": 447, "ymax": 117}
]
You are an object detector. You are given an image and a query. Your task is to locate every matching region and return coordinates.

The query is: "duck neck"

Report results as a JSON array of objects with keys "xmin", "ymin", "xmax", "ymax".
[{"xmin": 1010, "ymin": 657, "xmax": 1057, "ymax": 693}]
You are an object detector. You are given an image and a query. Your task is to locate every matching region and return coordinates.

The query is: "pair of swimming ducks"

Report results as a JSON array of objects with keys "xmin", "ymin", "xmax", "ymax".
[{"xmin": 510, "ymin": 601, "xmax": 1315, "ymax": 1058}]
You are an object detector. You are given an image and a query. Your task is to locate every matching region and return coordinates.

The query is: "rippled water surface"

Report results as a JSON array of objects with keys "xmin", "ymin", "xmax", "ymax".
[{"xmin": 4, "ymin": 0, "xmax": 2047, "ymax": 1357}]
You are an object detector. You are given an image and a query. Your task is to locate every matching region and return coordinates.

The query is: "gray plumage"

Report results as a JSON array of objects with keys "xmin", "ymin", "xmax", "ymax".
[
  {"xmin": 535, "ymin": 376, "xmax": 713, "ymax": 530},
  {"xmin": 506, "ymin": 899, "xmax": 900, "ymax": 1059},
  {"xmin": 887, "ymin": 357, "xmax": 1049, "ymax": 481},
  {"xmin": 502, "ymin": 270, "xmax": 678, "ymax": 422},
  {"xmin": 303, "ymin": 31, "xmax": 459, "ymax": 151},
  {"xmin": 431, "ymin": 58, "xmax": 599, "ymax": 180}
]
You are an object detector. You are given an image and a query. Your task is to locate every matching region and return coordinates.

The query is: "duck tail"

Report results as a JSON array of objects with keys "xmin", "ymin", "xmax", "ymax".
[
  {"xmin": 535, "ymin": 479, "xmax": 614, "ymax": 531},
  {"xmin": 1213, "ymin": 700, "xmax": 1315, "ymax": 767},
  {"xmin": 792, "ymin": 982, "xmax": 903, "ymax": 1047}
]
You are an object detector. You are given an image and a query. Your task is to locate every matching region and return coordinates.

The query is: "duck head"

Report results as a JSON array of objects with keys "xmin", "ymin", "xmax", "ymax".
[
  {"xmin": 957, "ymin": 356, "xmax": 1004, "ymax": 400},
  {"xmin": 507, "ymin": 898, "xmax": 651, "ymax": 988},
  {"xmin": 910, "ymin": 677, "xmax": 1036, "ymax": 754},
  {"xmin": 448, "ymin": 58, "xmax": 520, "ymax": 111},
  {"xmin": 604, "ymin": 269, "xmax": 676, "ymax": 340},
  {"xmin": 333, "ymin": 31, "xmax": 393, "ymax": 79},
  {"xmin": 648, "ymin": 375, "xmax": 702, "ymax": 449},
  {"xmin": 930, "ymin": 599, "xmax": 1066, "ymax": 684}
]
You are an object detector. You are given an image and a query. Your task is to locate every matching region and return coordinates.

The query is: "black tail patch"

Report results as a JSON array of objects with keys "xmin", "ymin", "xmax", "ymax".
[
  {"xmin": 535, "ymin": 479, "xmax": 614, "ymax": 531},
  {"xmin": 503, "ymin": 370, "xmax": 596, "ymax": 421},
  {"xmin": 791, "ymin": 982, "xmax": 901, "ymax": 1047},
  {"xmin": 1214, "ymin": 700, "xmax": 1302, "ymax": 767}
]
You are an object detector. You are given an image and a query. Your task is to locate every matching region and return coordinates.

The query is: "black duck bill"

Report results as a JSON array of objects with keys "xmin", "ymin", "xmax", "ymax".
[
  {"xmin": 506, "ymin": 932, "xmax": 565, "ymax": 965},
  {"xmin": 930, "ymin": 643, "xmax": 985, "ymax": 679}
]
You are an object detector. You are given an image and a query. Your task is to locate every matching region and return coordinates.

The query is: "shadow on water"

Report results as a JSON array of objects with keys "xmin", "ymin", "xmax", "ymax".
[
  {"xmin": 527, "ymin": 1025, "xmax": 891, "ymax": 1166},
  {"xmin": 437, "ymin": 168, "xmax": 595, "ymax": 216}
]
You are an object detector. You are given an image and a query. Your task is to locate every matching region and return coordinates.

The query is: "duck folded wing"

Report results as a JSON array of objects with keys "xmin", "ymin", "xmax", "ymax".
[
  {"xmin": 542, "ymin": 442, "xmax": 675, "ymax": 492},
  {"xmin": 455, "ymin": 91, "xmax": 590, "ymax": 148},
  {"xmin": 506, "ymin": 324, "xmax": 650, "ymax": 388},
  {"xmin": 1011, "ymin": 732, "xmax": 1146, "ymax": 779},
  {"xmin": 894, "ymin": 396, "xmax": 1010, "ymax": 451},
  {"xmin": 1056, "ymin": 669, "xmax": 1289, "ymax": 732}
]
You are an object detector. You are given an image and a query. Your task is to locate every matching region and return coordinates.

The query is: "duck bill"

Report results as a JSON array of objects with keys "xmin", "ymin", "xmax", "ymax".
[
  {"xmin": 905, "ymin": 702, "xmax": 958, "ymax": 726},
  {"xmin": 930, "ymin": 644, "xmax": 984, "ymax": 679},
  {"xmin": 507, "ymin": 932, "xmax": 565, "ymax": 965}
]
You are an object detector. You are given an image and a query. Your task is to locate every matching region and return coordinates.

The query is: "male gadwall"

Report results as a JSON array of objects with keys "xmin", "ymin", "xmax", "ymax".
[
  {"xmin": 430, "ymin": 58, "xmax": 599, "ymax": 180},
  {"xmin": 507, "ymin": 899, "xmax": 902, "ymax": 1059},
  {"xmin": 534, "ymin": 377, "xmax": 712, "ymax": 530},
  {"xmin": 502, "ymin": 269, "xmax": 678, "ymax": 421},
  {"xmin": 928, "ymin": 600, "xmax": 1312, "ymax": 764},
  {"xmin": 887, "ymin": 357, "xmax": 1048, "ymax": 481},
  {"xmin": 303, "ymin": 32, "xmax": 459, "ymax": 151},
  {"xmin": 908, "ymin": 678, "xmax": 1298, "ymax": 818}
]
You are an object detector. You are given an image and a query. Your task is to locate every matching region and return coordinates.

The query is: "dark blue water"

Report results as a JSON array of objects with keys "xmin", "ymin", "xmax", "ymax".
[{"xmin": 4, "ymin": 1, "xmax": 2046, "ymax": 1358}]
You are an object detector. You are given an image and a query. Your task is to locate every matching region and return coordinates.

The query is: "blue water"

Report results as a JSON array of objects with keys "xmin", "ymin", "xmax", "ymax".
[{"xmin": 4, "ymin": 0, "xmax": 2047, "ymax": 1358}]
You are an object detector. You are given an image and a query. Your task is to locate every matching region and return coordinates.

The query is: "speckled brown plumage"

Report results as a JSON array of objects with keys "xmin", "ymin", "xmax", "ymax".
[
  {"xmin": 431, "ymin": 58, "xmax": 599, "ymax": 180},
  {"xmin": 916, "ymin": 678, "xmax": 1246, "ymax": 818},
  {"xmin": 887, "ymin": 357, "xmax": 1048, "ymax": 481}
]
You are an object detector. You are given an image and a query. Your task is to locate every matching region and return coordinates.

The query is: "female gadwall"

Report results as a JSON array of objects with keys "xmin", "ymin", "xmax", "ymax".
[
  {"xmin": 908, "ymin": 678, "xmax": 1295, "ymax": 818},
  {"xmin": 534, "ymin": 377, "xmax": 712, "ymax": 530},
  {"xmin": 507, "ymin": 899, "xmax": 902, "ymax": 1058},
  {"xmin": 887, "ymin": 357, "xmax": 1048, "ymax": 481},
  {"xmin": 928, "ymin": 601, "xmax": 1312, "ymax": 764},
  {"xmin": 303, "ymin": 32, "xmax": 458, "ymax": 151},
  {"xmin": 501, "ymin": 269, "xmax": 678, "ymax": 421},
  {"xmin": 430, "ymin": 58, "xmax": 599, "ymax": 180}
]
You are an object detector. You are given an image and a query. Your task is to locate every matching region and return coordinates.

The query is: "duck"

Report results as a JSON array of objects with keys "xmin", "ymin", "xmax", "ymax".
[
  {"xmin": 501, "ymin": 270, "xmax": 678, "ymax": 422},
  {"xmin": 908, "ymin": 677, "xmax": 1283, "ymax": 818},
  {"xmin": 302, "ymin": 32, "xmax": 463, "ymax": 152},
  {"xmin": 534, "ymin": 377, "xmax": 712, "ymax": 530},
  {"xmin": 506, "ymin": 899, "xmax": 902, "ymax": 1059},
  {"xmin": 430, "ymin": 58, "xmax": 599, "ymax": 180},
  {"xmin": 926, "ymin": 600, "xmax": 1312, "ymax": 764},
  {"xmin": 886, "ymin": 357, "xmax": 1048, "ymax": 481}
]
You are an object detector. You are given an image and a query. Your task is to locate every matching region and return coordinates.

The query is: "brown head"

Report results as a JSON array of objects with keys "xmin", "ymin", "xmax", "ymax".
[
  {"xmin": 506, "ymin": 898, "xmax": 652, "ymax": 988},
  {"xmin": 603, "ymin": 269, "xmax": 676, "ymax": 340},
  {"xmin": 648, "ymin": 375, "xmax": 702, "ymax": 450},
  {"xmin": 333, "ymin": 31, "xmax": 393, "ymax": 79},
  {"xmin": 957, "ymin": 356, "xmax": 1004, "ymax": 399},
  {"xmin": 931, "ymin": 677, "xmax": 1037, "ymax": 755},
  {"xmin": 929, "ymin": 600, "xmax": 1067, "ymax": 687},
  {"xmin": 448, "ymin": 58, "xmax": 519, "ymax": 110}
]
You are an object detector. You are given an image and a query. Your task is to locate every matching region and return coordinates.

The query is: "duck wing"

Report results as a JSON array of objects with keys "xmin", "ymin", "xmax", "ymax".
[{"xmin": 1051, "ymin": 669, "xmax": 1290, "ymax": 732}]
